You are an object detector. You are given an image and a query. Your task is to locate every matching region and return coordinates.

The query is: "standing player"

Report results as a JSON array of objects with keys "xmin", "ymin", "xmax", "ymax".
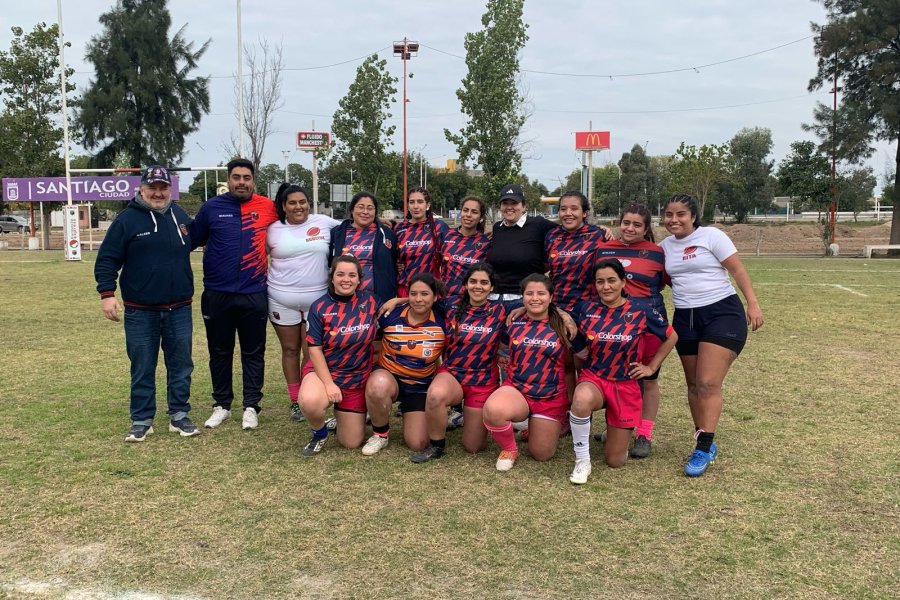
[
  {"xmin": 394, "ymin": 187, "xmax": 449, "ymax": 296},
  {"xmin": 298, "ymin": 256, "xmax": 379, "ymax": 456},
  {"xmin": 266, "ymin": 182, "xmax": 341, "ymax": 422},
  {"xmin": 363, "ymin": 273, "xmax": 447, "ymax": 455},
  {"xmin": 660, "ymin": 194, "xmax": 763, "ymax": 477},
  {"xmin": 329, "ymin": 191, "xmax": 398, "ymax": 303},
  {"xmin": 190, "ymin": 158, "xmax": 277, "ymax": 431},
  {"xmin": 482, "ymin": 274, "xmax": 571, "ymax": 472},
  {"xmin": 567, "ymin": 258, "xmax": 677, "ymax": 485},
  {"xmin": 593, "ymin": 204, "xmax": 667, "ymax": 458},
  {"xmin": 440, "ymin": 196, "xmax": 491, "ymax": 298}
]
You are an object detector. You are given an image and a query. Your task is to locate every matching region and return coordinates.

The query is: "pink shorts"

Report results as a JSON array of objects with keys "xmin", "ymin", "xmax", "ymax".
[
  {"xmin": 640, "ymin": 331, "xmax": 662, "ymax": 364},
  {"xmin": 577, "ymin": 370, "xmax": 642, "ymax": 429},
  {"xmin": 462, "ymin": 384, "xmax": 497, "ymax": 410},
  {"xmin": 302, "ymin": 362, "xmax": 367, "ymax": 413},
  {"xmin": 500, "ymin": 383, "xmax": 570, "ymax": 424}
]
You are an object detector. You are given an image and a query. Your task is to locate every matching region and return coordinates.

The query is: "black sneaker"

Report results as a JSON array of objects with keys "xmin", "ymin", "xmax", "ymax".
[
  {"xmin": 290, "ymin": 403, "xmax": 306, "ymax": 422},
  {"xmin": 410, "ymin": 445, "xmax": 445, "ymax": 464},
  {"xmin": 593, "ymin": 430, "xmax": 607, "ymax": 443},
  {"xmin": 630, "ymin": 434, "xmax": 651, "ymax": 458},
  {"xmin": 169, "ymin": 417, "xmax": 200, "ymax": 437},
  {"xmin": 302, "ymin": 435, "xmax": 328, "ymax": 457},
  {"xmin": 125, "ymin": 424, "xmax": 153, "ymax": 443}
]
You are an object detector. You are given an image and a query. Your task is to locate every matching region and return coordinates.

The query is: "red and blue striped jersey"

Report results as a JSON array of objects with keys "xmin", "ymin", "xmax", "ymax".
[
  {"xmin": 341, "ymin": 224, "xmax": 378, "ymax": 292},
  {"xmin": 440, "ymin": 299, "xmax": 508, "ymax": 387},
  {"xmin": 395, "ymin": 219, "xmax": 450, "ymax": 287},
  {"xmin": 306, "ymin": 291, "xmax": 379, "ymax": 389},
  {"xmin": 545, "ymin": 224, "xmax": 609, "ymax": 311},
  {"xmin": 378, "ymin": 306, "xmax": 447, "ymax": 393},
  {"xmin": 504, "ymin": 317, "xmax": 568, "ymax": 400},
  {"xmin": 572, "ymin": 298, "xmax": 672, "ymax": 382},
  {"xmin": 593, "ymin": 239, "xmax": 667, "ymax": 314},
  {"xmin": 440, "ymin": 229, "xmax": 491, "ymax": 298}
]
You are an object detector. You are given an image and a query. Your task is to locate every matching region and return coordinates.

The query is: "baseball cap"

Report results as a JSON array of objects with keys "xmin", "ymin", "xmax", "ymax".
[
  {"xmin": 141, "ymin": 165, "xmax": 172, "ymax": 186},
  {"xmin": 499, "ymin": 184, "xmax": 525, "ymax": 203}
]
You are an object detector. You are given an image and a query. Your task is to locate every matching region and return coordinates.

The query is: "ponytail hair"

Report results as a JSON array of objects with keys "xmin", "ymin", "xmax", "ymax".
[{"xmin": 519, "ymin": 273, "xmax": 571, "ymax": 349}]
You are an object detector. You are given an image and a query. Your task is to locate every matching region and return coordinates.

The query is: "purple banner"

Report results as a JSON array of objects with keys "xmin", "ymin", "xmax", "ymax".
[{"xmin": 2, "ymin": 176, "xmax": 180, "ymax": 202}]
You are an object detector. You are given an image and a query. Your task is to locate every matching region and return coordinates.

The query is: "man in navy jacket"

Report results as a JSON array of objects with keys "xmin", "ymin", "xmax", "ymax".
[{"xmin": 95, "ymin": 166, "xmax": 197, "ymax": 442}]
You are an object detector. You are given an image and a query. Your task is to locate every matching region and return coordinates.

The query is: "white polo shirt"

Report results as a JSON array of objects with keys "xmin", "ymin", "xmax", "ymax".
[{"xmin": 660, "ymin": 226, "xmax": 737, "ymax": 309}]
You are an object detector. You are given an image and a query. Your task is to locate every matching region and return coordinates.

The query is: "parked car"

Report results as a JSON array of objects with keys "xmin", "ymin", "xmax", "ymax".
[{"xmin": 0, "ymin": 215, "xmax": 30, "ymax": 234}]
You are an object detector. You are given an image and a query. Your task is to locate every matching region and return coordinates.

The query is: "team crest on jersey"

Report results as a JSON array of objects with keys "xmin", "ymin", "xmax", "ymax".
[
  {"xmin": 383, "ymin": 239, "xmax": 392, "ymax": 249},
  {"xmin": 620, "ymin": 259, "xmax": 632, "ymax": 267},
  {"xmin": 250, "ymin": 211, "xmax": 259, "ymax": 221},
  {"xmin": 623, "ymin": 312, "xmax": 635, "ymax": 323},
  {"xmin": 272, "ymin": 311, "xmax": 280, "ymax": 320},
  {"xmin": 683, "ymin": 246, "xmax": 698, "ymax": 255},
  {"xmin": 308, "ymin": 227, "xmax": 320, "ymax": 236},
  {"xmin": 180, "ymin": 224, "xmax": 189, "ymax": 236},
  {"xmin": 407, "ymin": 340, "xmax": 417, "ymax": 350},
  {"xmin": 639, "ymin": 249, "xmax": 649, "ymax": 258}
]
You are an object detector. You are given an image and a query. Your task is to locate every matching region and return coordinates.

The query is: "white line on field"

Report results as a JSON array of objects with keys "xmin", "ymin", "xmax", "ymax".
[
  {"xmin": 757, "ymin": 283, "xmax": 873, "ymax": 296},
  {"xmin": 833, "ymin": 284, "xmax": 868, "ymax": 297},
  {"xmin": 751, "ymin": 268, "xmax": 900, "ymax": 273}
]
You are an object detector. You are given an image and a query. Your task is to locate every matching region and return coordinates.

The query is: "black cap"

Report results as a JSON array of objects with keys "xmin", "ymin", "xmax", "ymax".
[
  {"xmin": 498, "ymin": 184, "xmax": 525, "ymax": 203},
  {"xmin": 141, "ymin": 165, "xmax": 171, "ymax": 186}
]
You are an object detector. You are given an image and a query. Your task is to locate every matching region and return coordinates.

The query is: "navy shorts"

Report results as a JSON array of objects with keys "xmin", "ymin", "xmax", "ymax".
[
  {"xmin": 372, "ymin": 366, "xmax": 429, "ymax": 413},
  {"xmin": 673, "ymin": 294, "xmax": 747, "ymax": 356}
]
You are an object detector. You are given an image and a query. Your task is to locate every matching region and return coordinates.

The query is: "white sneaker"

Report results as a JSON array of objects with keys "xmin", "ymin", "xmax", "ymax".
[
  {"xmin": 495, "ymin": 450, "xmax": 519, "ymax": 472},
  {"xmin": 447, "ymin": 408, "xmax": 464, "ymax": 430},
  {"xmin": 325, "ymin": 416, "xmax": 337, "ymax": 431},
  {"xmin": 361, "ymin": 434, "xmax": 389, "ymax": 456},
  {"xmin": 242, "ymin": 407, "xmax": 259, "ymax": 430},
  {"xmin": 512, "ymin": 419, "xmax": 529, "ymax": 432},
  {"xmin": 204, "ymin": 407, "xmax": 231, "ymax": 428},
  {"xmin": 569, "ymin": 458, "xmax": 592, "ymax": 485}
]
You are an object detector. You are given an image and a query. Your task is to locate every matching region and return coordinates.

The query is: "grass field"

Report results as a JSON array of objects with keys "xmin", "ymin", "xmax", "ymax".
[{"xmin": 0, "ymin": 253, "xmax": 897, "ymax": 599}]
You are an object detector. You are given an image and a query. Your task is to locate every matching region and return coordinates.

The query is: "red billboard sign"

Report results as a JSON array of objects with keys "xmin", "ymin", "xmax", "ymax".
[
  {"xmin": 575, "ymin": 131, "xmax": 610, "ymax": 150},
  {"xmin": 296, "ymin": 131, "xmax": 331, "ymax": 149}
]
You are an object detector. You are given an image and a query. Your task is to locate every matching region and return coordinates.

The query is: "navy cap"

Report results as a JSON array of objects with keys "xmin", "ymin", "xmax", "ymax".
[{"xmin": 141, "ymin": 165, "xmax": 171, "ymax": 186}]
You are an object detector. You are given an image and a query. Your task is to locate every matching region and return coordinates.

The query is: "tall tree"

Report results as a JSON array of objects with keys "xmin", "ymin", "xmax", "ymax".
[
  {"xmin": 837, "ymin": 167, "xmax": 876, "ymax": 220},
  {"xmin": 667, "ymin": 142, "xmax": 729, "ymax": 220},
  {"xmin": 718, "ymin": 127, "xmax": 775, "ymax": 223},
  {"xmin": 0, "ymin": 23, "xmax": 76, "ymax": 181},
  {"xmin": 445, "ymin": 0, "xmax": 529, "ymax": 201},
  {"xmin": 618, "ymin": 144, "xmax": 651, "ymax": 205},
  {"xmin": 776, "ymin": 140, "xmax": 831, "ymax": 213},
  {"xmin": 76, "ymin": 0, "xmax": 210, "ymax": 167},
  {"xmin": 330, "ymin": 54, "xmax": 397, "ymax": 198},
  {"xmin": 802, "ymin": 101, "xmax": 875, "ymax": 165},
  {"xmin": 809, "ymin": 0, "xmax": 900, "ymax": 243}
]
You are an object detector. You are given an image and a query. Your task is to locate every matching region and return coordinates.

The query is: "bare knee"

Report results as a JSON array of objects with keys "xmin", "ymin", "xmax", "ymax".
[
  {"xmin": 694, "ymin": 379, "xmax": 722, "ymax": 400},
  {"xmin": 528, "ymin": 445, "xmax": 556, "ymax": 462},
  {"xmin": 605, "ymin": 452, "xmax": 627, "ymax": 468},
  {"xmin": 571, "ymin": 395, "xmax": 593, "ymax": 417},
  {"xmin": 425, "ymin": 390, "xmax": 445, "ymax": 411}
]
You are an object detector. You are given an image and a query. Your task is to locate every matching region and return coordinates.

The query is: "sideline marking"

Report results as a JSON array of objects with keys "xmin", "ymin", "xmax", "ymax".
[
  {"xmin": 833, "ymin": 284, "xmax": 868, "ymax": 297},
  {"xmin": 757, "ymin": 282, "xmax": 872, "ymax": 296}
]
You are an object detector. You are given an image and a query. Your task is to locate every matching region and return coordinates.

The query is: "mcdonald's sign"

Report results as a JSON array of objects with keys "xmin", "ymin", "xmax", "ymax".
[{"xmin": 575, "ymin": 131, "xmax": 610, "ymax": 150}]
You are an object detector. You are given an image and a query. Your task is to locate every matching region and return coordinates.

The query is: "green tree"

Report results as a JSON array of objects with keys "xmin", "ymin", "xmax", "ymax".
[
  {"xmin": 591, "ymin": 165, "xmax": 621, "ymax": 217},
  {"xmin": 809, "ymin": 0, "xmax": 900, "ymax": 243},
  {"xmin": 718, "ymin": 127, "xmax": 775, "ymax": 223},
  {"xmin": 802, "ymin": 101, "xmax": 875, "ymax": 165},
  {"xmin": 837, "ymin": 167, "xmax": 876, "ymax": 220},
  {"xmin": 0, "ymin": 23, "xmax": 76, "ymax": 182},
  {"xmin": 330, "ymin": 54, "xmax": 397, "ymax": 198},
  {"xmin": 647, "ymin": 155, "xmax": 675, "ymax": 214},
  {"xmin": 444, "ymin": 0, "xmax": 529, "ymax": 201},
  {"xmin": 667, "ymin": 142, "xmax": 729, "ymax": 220},
  {"xmin": 76, "ymin": 0, "xmax": 210, "ymax": 167},
  {"xmin": 426, "ymin": 169, "xmax": 475, "ymax": 216},
  {"xmin": 618, "ymin": 144, "xmax": 650, "ymax": 205},
  {"xmin": 776, "ymin": 140, "xmax": 831, "ymax": 213}
]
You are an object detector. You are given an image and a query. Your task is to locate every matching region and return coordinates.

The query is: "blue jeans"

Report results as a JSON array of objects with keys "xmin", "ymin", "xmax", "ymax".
[{"xmin": 124, "ymin": 305, "xmax": 193, "ymax": 425}]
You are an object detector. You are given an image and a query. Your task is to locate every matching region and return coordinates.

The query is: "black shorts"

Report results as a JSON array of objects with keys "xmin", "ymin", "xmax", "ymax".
[
  {"xmin": 673, "ymin": 294, "xmax": 747, "ymax": 356},
  {"xmin": 372, "ymin": 366, "xmax": 429, "ymax": 413}
]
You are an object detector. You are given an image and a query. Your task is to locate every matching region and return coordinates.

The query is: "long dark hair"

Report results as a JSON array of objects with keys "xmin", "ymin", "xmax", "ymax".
[
  {"xmin": 519, "ymin": 273, "xmax": 570, "ymax": 349},
  {"xmin": 454, "ymin": 262, "xmax": 496, "ymax": 332},
  {"xmin": 349, "ymin": 191, "xmax": 379, "ymax": 226},
  {"xmin": 664, "ymin": 194, "xmax": 702, "ymax": 229},
  {"xmin": 274, "ymin": 182, "xmax": 310, "ymax": 224},
  {"xmin": 593, "ymin": 258, "xmax": 628, "ymax": 299},
  {"xmin": 328, "ymin": 255, "xmax": 364, "ymax": 296},
  {"xmin": 620, "ymin": 203, "xmax": 655, "ymax": 243},
  {"xmin": 405, "ymin": 186, "xmax": 443, "ymax": 275},
  {"xmin": 459, "ymin": 195, "xmax": 487, "ymax": 233}
]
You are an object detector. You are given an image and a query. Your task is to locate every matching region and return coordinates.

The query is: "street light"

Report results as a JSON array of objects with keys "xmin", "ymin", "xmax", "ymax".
[{"xmin": 393, "ymin": 37, "xmax": 419, "ymax": 216}]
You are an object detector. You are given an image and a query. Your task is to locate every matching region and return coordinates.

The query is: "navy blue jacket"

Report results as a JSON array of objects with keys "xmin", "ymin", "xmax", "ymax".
[
  {"xmin": 329, "ymin": 220, "xmax": 398, "ymax": 303},
  {"xmin": 95, "ymin": 199, "xmax": 194, "ymax": 309}
]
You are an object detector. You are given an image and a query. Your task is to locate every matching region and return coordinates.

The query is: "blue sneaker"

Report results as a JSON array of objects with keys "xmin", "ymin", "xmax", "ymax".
[{"xmin": 684, "ymin": 442, "xmax": 718, "ymax": 477}]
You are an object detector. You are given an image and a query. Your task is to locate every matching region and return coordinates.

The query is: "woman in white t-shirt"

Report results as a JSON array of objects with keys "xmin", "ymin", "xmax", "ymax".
[
  {"xmin": 267, "ymin": 183, "xmax": 341, "ymax": 422},
  {"xmin": 659, "ymin": 194, "xmax": 763, "ymax": 477}
]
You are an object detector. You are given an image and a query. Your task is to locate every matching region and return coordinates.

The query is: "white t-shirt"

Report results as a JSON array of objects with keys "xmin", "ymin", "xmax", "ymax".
[
  {"xmin": 267, "ymin": 214, "xmax": 341, "ymax": 293},
  {"xmin": 660, "ymin": 226, "xmax": 737, "ymax": 308}
]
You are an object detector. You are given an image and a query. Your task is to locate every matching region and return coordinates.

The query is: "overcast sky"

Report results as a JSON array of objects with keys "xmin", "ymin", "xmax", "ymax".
[{"xmin": 2, "ymin": 0, "xmax": 895, "ymax": 194}]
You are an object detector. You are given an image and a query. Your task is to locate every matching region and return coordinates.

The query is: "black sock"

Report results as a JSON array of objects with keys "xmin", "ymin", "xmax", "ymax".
[
  {"xmin": 372, "ymin": 423, "xmax": 389, "ymax": 436},
  {"xmin": 430, "ymin": 438, "xmax": 446, "ymax": 450},
  {"xmin": 696, "ymin": 431, "xmax": 715, "ymax": 453}
]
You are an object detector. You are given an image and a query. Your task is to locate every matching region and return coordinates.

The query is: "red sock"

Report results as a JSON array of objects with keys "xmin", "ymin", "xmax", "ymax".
[
  {"xmin": 636, "ymin": 419, "xmax": 655, "ymax": 439},
  {"xmin": 287, "ymin": 382, "xmax": 300, "ymax": 404},
  {"xmin": 484, "ymin": 421, "xmax": 517, "ymax": 452}
]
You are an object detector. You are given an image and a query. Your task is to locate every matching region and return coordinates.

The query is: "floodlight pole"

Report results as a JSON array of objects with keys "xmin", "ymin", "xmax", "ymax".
[
  {"xmin": 394, "ymin": 38, "xmax": 418, "ymax": 216},
  {"xmin": 830, "ymin": 63, "xmax": 837, "ymax": 245},
  {"xmin": 57, "ymin": 0, "xmax": 81, "ymax": 261},
  {"xmin": 237, "ymin": 0, "xmax": 246, "ymax": 158}
]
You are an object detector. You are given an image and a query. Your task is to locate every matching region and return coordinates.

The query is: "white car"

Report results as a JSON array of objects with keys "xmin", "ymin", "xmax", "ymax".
[{"xmin": 0, "ymin": 215, "xmax": 30, "ymax": 234}]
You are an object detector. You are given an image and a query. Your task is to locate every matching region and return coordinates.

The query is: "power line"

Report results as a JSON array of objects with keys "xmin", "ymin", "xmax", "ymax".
[
  {"xmin": 422, "ymin": 36, "xmax": 813, "ymax": 79},
  {"xmin": 538, "ymin": 92, "xmax": 827, "ymax": 115}
]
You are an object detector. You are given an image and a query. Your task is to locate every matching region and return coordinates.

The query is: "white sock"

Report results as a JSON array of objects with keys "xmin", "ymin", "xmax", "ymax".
[{"xmin": 569, "ymin": 412, "xmax": 592, "ymax": 460}]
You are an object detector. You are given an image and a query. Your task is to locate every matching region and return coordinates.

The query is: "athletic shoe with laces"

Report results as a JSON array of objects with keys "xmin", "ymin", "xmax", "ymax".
[
  {"xmin": 124, "ymin": 424, "xmax": 153, "ymax": 443},
  {"xmin": 447, "ymin": 408, "xmax": 464, "ymax": 430},
  {"xmin": 569, "ymin": 458, "xmax": 592, "ymax": 485},
  {"xmin": 410, "ymin": 445, "xmax": 445, "ymax": 464},
  {"xmin": 495, "ymin": 449, "xmax": 519, "ymax": 472},
  {"xmin": 290, "ymin": 403, "xmax": 306, "ymax": 422},
  {"xmin": 630, "ymin": 434, "xmax": 651, "ymax": 459},
  {"xmin": 242, "ymin": 407, "xmax": 259, "ymax": 430},
  {"xmin": 593, "ymin": 430, "xmax": 607, "ymax": 443},
  {"xmin": 326, "ymin": 416, "xmax": 337, "ymax": 431},
  {"xmin": 684, "ymin": 442, "xmax": 718, "ymax": 477},
  {"xmin": 204, "ymin": 406, "xmax": 231, "ymax": 428},
  {"xmin": 168, "ymin": 417, "xmax": 199, "ymax": 437},
  {"xmin": 361, "ymin": 434, "xmax": 389, "ymax": 456},
  {"xmin": 302, "ymin": 435, "xmax": 328, "ymax": 457}
]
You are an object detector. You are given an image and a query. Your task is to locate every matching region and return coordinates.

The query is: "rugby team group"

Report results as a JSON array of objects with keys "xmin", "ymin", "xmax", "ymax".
[{"xmin": 95, "ymin": 159, "xmax": 764, "ymax": 483}]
